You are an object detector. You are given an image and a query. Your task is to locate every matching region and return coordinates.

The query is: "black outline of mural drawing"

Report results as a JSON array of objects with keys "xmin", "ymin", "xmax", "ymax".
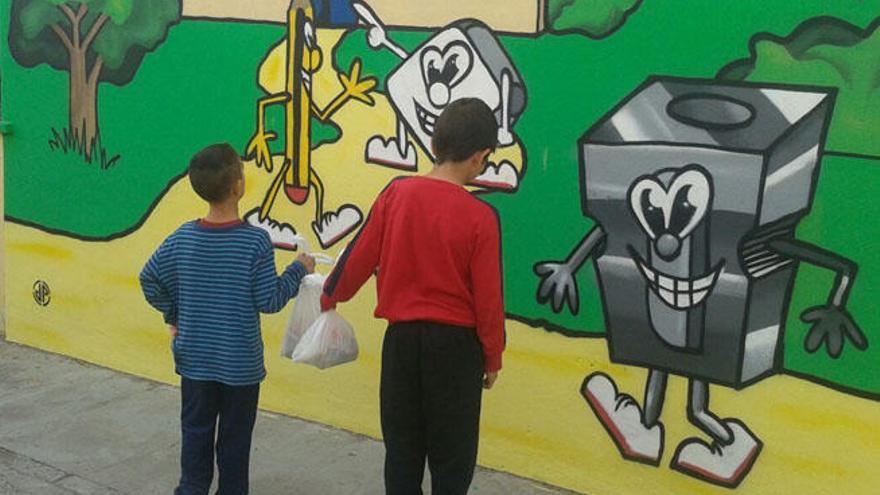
[
  {"xmin": 7, "ymin": 0, "xmax": 182, "ymax": 168},
  {"xmin": 244, "ymin": 0, "xmax": 377, "ymax": 250},
  {"xmin": 351, "ymin": 1, "xmax": 529, "ymax": 193},
  {"xmin": 533, "ymin": 76, "xmax": 868, "ymax": 488}
]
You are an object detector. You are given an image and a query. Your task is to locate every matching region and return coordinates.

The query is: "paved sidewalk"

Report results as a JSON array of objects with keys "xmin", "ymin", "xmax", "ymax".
[{"xmin": 0, "ymin": 340, "xmax": 574, "ymax": 494}]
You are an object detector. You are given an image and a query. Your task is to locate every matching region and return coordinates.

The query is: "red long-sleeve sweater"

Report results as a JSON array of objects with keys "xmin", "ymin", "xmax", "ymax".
[{"xmin": 321, "ymin": 176, "xmax": 506, "ymax": 372}]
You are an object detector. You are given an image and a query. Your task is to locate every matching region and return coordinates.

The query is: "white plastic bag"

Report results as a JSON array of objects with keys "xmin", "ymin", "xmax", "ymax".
[
  {"xmin": 291, "ymin": 310, "xmax": 359, "ymax": 369},
  {"xmin": 280, "ymin": 273, "xmax": 325, "ymax": 358}
]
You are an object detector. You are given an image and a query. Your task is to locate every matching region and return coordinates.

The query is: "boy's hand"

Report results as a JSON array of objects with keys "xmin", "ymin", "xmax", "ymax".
[
  {"xmin": 169, "ymin": 325, "xmax": 178, "ymax": 338},
  {"xmin": 297, "ymin": 253, "xmax": 316, "ymax": 274},
  {"xmin": 483, "ymin": 371, "xmax": 499, "ymax": 390}
]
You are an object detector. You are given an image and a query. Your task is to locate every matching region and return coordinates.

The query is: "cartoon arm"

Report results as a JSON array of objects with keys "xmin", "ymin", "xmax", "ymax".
[
  {"xmin": 497, "ymin": 69, "xmax": 514, "ymax": 146},
  {"xmin": 534, "ymin": 226, "xmax": 606, "ymax": 315},
  {"xmin": 313, "ymin": 59, "xmax": 378, "ymax": 122},
  {"xmin": 352, "ymin": 2, "xmax": 407, "ymax": 59},
  {"xmin": 245, "ymin": 93, "xmax": 289, "ymax": 172},
  {"xmin": 769, "ymin": 239, "xmax": 868, "ymax": 358}
]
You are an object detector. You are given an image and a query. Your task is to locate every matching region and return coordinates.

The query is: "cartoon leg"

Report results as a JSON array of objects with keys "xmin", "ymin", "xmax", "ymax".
[
  {"xmin": 242, "ymin": 159, "xmax": 303, "ymax": 251},
  {"xmin": 671, "ymin": 379, "xmax": 762, "ymax": 488},
  {"xmin": 687, "ymin": 379, "xmax": 733, "ymax": 444},
  {"xmin": 581, "ymin": 371, "xmax": 664, "ymax": 465},
  {"xmin": 259, "ymin": 159, "xmax": 291, "ymax": 222},
  {"xmin": 365, "ymin": 116, "xmax": 417, "ymax": 171},
  {"xmin": 497, "ymin": 70, "xmax": 515, "ymax": 146},
  {"xmin": 643, "ymin": 369, "xmax": 668, "ymax": 428},
  {"xmin": 310, "ymin": 170, "xmax": 363, "ymax": 249}
]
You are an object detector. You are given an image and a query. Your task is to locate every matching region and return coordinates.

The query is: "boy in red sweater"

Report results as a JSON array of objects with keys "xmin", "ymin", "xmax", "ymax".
[{"xmin": 321, "ymin": 98, "xmax": 506, "ymax": 494}]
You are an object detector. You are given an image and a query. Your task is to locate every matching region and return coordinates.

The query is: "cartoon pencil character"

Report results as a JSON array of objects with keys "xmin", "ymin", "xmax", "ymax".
[
  {"xmin": 534, "ymin": 77, "xmax": 867, "ymax": 488},
  {"xmin": 245, "ymin": 0, "xmax": 377, "ymax": 249},
  {"xmin": 352, "ymin": 1, "xmax": 527, "ymax": 191}
]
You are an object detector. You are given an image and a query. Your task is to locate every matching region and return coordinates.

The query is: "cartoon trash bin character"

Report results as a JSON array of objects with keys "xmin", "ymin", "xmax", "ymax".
[
  {"xmin": 534, "ymin": 77, "xmax": 867, "ymax": 487},
  {"xmin": 352, "ymin": 2, "xmax": 527, "ymax": 190}
]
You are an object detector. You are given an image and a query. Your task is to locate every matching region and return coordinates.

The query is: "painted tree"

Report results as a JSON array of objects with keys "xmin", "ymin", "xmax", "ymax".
[
  {"xmin": 8, "ymin": 0, "xmax": 181, "ymax": 160},
  {"xmin": 547, "ymin": 0, "xmax": 642, "ymax": 38},
  {"xmin": 718, "ymin": 16, "xmax": 880, "ymax": 157}
]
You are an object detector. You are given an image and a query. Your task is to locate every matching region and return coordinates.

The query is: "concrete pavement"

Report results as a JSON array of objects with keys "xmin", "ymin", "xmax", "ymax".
[{"xmin": 0, "ymin": 340, "xmax": 574, "ymax": 494}]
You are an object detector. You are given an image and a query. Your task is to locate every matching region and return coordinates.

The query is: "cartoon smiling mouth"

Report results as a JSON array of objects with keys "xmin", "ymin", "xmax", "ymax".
[
  {"xmin": 627, "ymin": 246, "xmax": 725, "ymax": 310},
  {"xmin": 415, "ymin": 101, "xmax": 438, "ymax": 136}
]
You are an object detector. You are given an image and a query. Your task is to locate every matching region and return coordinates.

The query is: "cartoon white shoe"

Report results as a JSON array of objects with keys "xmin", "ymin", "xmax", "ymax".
[
  {"xmin": 469, "ymin": 160, "xmax": 520, "ymax": 191},
  {"xmin": 366, "ymin": 135, "xmax": 417, "ymax": 171},
  {"xmin": 245, "ymin": 208, "xmax": 302, "ymax": 251},
  {"xmin": 581, "ymin": 372, "xmax": 664, "ymax": 465},
  {"xmin": 671, "ymin": 419, "xmax": 762, "ymax": 488},
  {"xmin": 312, "ymin": 205, "xmax": 363, "ymax": 249}
]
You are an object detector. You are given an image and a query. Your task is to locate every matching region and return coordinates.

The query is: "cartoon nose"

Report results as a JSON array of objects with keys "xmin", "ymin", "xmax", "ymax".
[
  {"xmin": 655, "ymin": 233, "xmax": 682, "ymax": 260},
  {"xmin": 428, "ymin": 82, "xmax": 451, "ymax": 107}
]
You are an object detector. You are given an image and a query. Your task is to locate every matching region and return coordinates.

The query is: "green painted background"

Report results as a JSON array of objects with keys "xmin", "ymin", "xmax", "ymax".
[{"xmin": 2, "ymin": 0, "xmax": 878, "ymax": 396}]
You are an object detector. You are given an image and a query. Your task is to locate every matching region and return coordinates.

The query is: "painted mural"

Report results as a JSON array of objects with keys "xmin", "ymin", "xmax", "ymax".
[{"xmin": 2, "ymin": 1, "xmax": 878, "ymax": 494}]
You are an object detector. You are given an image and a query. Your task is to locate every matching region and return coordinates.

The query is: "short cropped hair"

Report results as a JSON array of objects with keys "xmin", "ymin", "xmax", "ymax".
[
  {"xmin": 432, "ymin": 98, "xmax": 499, "ymax": 164},
  {"xmin": 188, "ymin": 143, "xmax": 243, "ymax": 203}
]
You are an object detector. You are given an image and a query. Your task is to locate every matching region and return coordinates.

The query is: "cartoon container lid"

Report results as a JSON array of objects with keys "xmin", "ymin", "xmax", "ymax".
[{"xmin": 580, "ymin": 76, "xmax": 836, "ymax": 226}]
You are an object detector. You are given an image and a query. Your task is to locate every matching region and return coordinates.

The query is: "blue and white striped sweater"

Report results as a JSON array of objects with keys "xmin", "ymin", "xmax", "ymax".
[{"xmin": 140, "ymin": 220, "xmax": 306, "ymax": 386}]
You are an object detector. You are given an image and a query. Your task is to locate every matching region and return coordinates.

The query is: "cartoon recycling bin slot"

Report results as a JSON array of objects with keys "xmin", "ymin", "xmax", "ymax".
[{"xmin": 535, "ymin": 77, "xmax": 867, "ymax": 487}]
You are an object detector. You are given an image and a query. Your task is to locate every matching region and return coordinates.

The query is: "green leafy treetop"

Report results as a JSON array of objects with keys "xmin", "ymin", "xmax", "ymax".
[
  {"xmin": 547, "ymin": 0, "xmax": 642, "ymax": 39},
  {"xmin": 9, "ymin": 0, "xmax": 181, "ymax": 160}
]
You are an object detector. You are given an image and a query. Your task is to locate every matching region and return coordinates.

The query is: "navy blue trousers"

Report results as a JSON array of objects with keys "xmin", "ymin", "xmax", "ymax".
[{"xmin": 175, "ymin": 378, "xmax": 260, "ymax": 495}]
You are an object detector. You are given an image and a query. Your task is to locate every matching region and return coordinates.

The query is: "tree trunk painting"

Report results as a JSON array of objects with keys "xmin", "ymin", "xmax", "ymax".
[{"xmin": 50, "ymin": 4, "xmax": 108, "ymax": 160}]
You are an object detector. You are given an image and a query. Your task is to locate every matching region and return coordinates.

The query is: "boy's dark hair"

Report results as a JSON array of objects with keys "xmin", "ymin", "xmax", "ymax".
[
  {"xmin": 188, "ymin": 143, "xmax": 243, "ymax": 203},
  {"xmin": 432, "ymin": 98, "xmax": 499, "ymax": 164}
]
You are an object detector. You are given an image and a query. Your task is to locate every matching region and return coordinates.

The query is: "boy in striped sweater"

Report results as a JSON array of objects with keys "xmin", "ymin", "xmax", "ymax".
[{"xmin": 140, "ymin": 143, "xmax": 314, "ymax": 495}]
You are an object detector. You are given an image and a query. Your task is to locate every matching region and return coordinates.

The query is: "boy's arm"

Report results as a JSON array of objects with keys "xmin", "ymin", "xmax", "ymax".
[
  {"xmin": 253, "ymin": 238, "xmax": 309, "ymax": 314},
  {"xmin": 470, "ymin": 211, "xmax": 506, "ymax": 373},
  {"xmin": 321, "ymin": 189, "xmax": 388, "ymax": 310},
  {"xmin": 140, "ymin": 239, "xmax": 178, "ymax": 325}
]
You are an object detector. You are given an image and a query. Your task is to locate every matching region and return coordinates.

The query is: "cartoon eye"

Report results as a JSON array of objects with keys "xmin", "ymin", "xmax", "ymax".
[
  {"xmin": 303, "ymin": 21, "xmax": 315, "ymax": 49},
  {"xmin": 420, "ymin": 41, "xmax": 473, "ymax": 89},
  {"xmin": 641, "ymin": 189, "xmax": 666, "ymax": 239},
  {"xmin": 668, "ymin": 169, "xmax": 711, "ymax": 239},
  {"xmin": 629, "ymin": 178, "xmax": 665, "ymax": 240},
  {"xmin": 628, "ymin": 166, "xmax": 712, "ymax": 240},
  {"xmin": 669, "ymin": 186, "xmax": 696, "ymax": 235}
]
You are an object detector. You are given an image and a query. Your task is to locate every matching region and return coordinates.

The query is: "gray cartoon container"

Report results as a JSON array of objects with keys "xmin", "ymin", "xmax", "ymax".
[{"xmin": 580, "ymin": 77, "xmax": 835, "ymax": 387}]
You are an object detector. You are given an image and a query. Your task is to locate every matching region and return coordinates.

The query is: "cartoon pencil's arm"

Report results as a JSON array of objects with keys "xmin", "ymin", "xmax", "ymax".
[
  {"xmin": 312, "ymin": 59, "xmax": 377, "ymax": 122},
  {"xmin": 534, "ymin": 226, "xmax": 606, "ymax": 315},
  {"xmin": 245, "ymin": 93, "xmax": 289, "ymax": 172},
  {"xmin": 769, "ymin": 238, "xmax": 867, "ymax": 358}
]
